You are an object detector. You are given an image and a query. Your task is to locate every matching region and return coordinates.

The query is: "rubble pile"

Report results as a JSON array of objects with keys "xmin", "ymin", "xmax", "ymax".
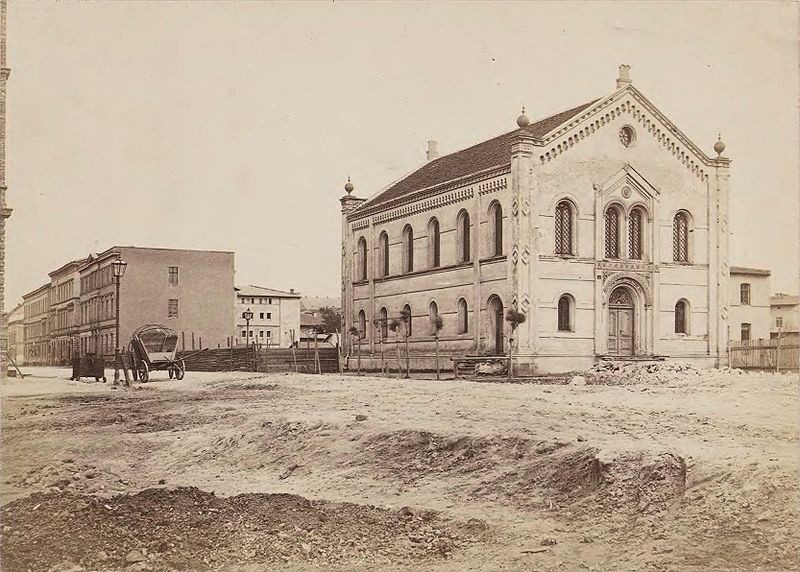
[{"xmin": 584, "ymin": 360, "xmax": 748, "ymax": 386}]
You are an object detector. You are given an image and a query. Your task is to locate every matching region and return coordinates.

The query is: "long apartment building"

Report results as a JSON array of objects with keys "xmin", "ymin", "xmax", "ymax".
[{"xmin": 19, "ymin": 246, "xmax": 235, "ymax": 365}]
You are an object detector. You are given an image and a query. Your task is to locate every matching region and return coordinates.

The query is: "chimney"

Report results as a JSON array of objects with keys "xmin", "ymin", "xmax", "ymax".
[
  {"xmin": 290, "ymin": 288, "xmax": 294, "ymax": 293},
  {"xmin": 426, "ymin": 140, "xmax": 439, "ymax": 161},
  {"xmin": 616, "ymin": 64, "xmax": 632, "ymax": 89}
]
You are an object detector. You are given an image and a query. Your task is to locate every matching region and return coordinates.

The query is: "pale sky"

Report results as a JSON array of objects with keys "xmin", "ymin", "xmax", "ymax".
[{"xmin": 5, "ymin": 0, "xmax": 799, "ymax": 309}]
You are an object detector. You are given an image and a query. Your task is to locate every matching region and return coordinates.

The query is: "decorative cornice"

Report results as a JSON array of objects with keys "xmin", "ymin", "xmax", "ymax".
[
  {"xmin": 349, "ymin": 165, "xmax": 510, "ymax": 222},
  {"xmin": 372, "ymin": 186, "xmax": 475, "ymax": 225},
  {"xmin": 597, "ymin": 259, "xmax": 657, "ymax": 274}
]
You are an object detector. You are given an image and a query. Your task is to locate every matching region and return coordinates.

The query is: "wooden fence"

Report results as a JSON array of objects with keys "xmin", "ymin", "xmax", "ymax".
[
  {"xmin": 729, "ymin": 337, "xmax": 800, "ymax": 371},
  {"xmin": 177, "ymin": 345, "xmax": 340, "ymax": 373}
]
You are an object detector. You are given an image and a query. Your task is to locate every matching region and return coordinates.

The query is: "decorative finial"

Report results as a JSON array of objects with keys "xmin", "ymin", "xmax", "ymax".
[
  {"xmin": 344, "ymin": 176, "xmax": 354, "ymax": 194},
  {"xmin": 713, "ymin": 133, "xmax": 726, "ymax": 157},
  {"xmin": 516, "ymin": 106, "xmax": 530, "ymax": 129}
]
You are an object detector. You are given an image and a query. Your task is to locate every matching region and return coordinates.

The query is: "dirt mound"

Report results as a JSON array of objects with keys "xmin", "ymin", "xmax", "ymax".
[
  {"xmin": 583, "ymin": 361, "xmax": 748, "ymax": 386},
  {"xmin": 9, "ymin": 460, "xmax": 130, "ymax": 497},
  {"xmin": 0, "ymin": 487, "xmax": 488, "ymax": 571}
]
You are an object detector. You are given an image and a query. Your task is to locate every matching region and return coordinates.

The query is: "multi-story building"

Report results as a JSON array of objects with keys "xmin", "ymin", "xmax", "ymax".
[
  {"xmin": 340, "ymin": 65, "xmax": 733, "ymax": 374},
  {"xmin": 77, "ymin": 246, "xmax": 235, "ymax": 356},
  {"xmin": 6, "ymin": 301, "xmax": 23, "ymax": 366},
  {"xmin": 47, "ymin": 259, "xmax": 82, "ymax": 364},
  {"xmin": 234, "ymin": 285, "xmax": 300, "ymax": 347},
  {"xmin": 22, "ymin": 283, "xmax": 49, "ymax": 365},
  {"xmin": 728, "ymin": 266, "xmax": 772, "ymax": 342}
]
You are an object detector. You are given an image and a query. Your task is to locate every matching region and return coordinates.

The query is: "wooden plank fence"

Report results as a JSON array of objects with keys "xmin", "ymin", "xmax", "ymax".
[
  {"xmin": 177, "ymin": 345, "xmax": 340, "ymax": 373},
  {"xmin": 729, "ymin": 337, "xmax": 800, "ymax": 371}
]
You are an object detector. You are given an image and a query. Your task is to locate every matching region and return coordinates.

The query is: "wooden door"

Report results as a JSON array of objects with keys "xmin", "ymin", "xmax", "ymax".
[
  {"xmin": 608, "ymin": 288, "xmax": 634, "ymax": 356},
  {"xmin": 489, "ymin": 297, "xmax": 504, "ymax": 355}
]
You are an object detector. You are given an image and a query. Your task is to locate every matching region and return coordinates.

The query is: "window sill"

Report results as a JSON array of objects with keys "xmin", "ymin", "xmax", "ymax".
[{"xmin": 479, "ymin": 255, "xmax": 507, "ymax": 265}]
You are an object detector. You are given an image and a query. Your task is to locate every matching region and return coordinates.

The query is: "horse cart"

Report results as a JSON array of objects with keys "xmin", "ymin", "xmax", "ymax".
[{"xmin": 128, "ymin": 324, "xmax": 185, "ymax": 382}]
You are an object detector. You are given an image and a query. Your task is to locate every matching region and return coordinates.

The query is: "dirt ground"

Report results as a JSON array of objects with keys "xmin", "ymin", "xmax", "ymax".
[{"xmin": 1, "ymin": 366, "xmax": 798, "ymax": 571}]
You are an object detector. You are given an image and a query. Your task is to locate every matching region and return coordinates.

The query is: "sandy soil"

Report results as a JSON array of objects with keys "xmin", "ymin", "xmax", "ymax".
[{"xmin": 1, "ymin": 366, "xmax": 798, "ymax": 571}]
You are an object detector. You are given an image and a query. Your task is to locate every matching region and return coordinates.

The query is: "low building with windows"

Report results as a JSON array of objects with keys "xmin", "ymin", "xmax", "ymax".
[
  {"xmin": 728, "ymin": 266, "xmax": 772, "ymax": 342},
  {"xmin": 340, "ymin": 65, "xmax": 733, "ymax": 374},
  {"xmin": 22, "ymin": 283, "xmax": 50, "ymax": 365},
  {"xmin": 47, "ymin": 259, "xmax": 82, "ymax": 365},
  {"xmin": 234, "ymin": 285, "xmax": 300, "ymax": 347},
  {"xmin": 6, "ymin": 302, "xmax": 24, "ymax": 366},
  {"xmin": 770, "ymin": 294, "xmax": 800, "ymax": 338}
]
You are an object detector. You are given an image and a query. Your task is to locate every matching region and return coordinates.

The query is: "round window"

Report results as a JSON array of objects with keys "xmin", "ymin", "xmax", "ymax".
[{"xmin": 619, "ymin": 126, "xmax": 636, "ymax": 148}]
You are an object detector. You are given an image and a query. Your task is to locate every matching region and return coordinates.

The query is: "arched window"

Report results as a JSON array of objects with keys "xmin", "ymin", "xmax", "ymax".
[
  {"xmin": 357, "ymin": 310, "xmax": 366, "ymax": 339},
  {"xmin": 456, "ymin": 210, "xmax": 471, "ymax": 263},
  {"xmin": 357, "ymin": 237, "xmax": 367, "ymax": 280},
  {"xmin": 740, "ymin": 283, "xmax": 751, "ymax": 305},
  {"xmin": 402, "ymin": 304, "xmax": 412, "ymax": 337},
  {"xmin": 378, "ymin": 231, "xmax": 389, "ymax": 277},
  {"xmin": 457, "ymin": 298, "xmax": 468, "ymax": 334},
  {"xmin": 555, "ymin": 200, "xmax": 574, "ymax": 255},
  {"xmin": 673, "ymin": 211, "xmax": 689, "ymax": 262},
  {"xmin": 628, "ymin": 207, "xmax": 644, "ymax": 259},
  {"xmin": 402, "ymin": 225, "xmax": 414, "ymax": 273},
  {"xmin": 604, "ymin": 206, "xmax": 621, "ymax": 259},
  {"xmin": 379, "ymin": 307, "xmax": 388, "ymax": 339},
  {"xmin": 427, "ymin": 218, "xmax": 441, "ymax": 268},
  {"xmin": 557, "ymin": 295, "xmax": 573, "ymax": 332},
  {"xmin": 489, "ymin": 202, "xmax": 503, "ymax": 256},
  {"xmin": 428, "ymin": 301, "xmax": 440, "ymax": 336},
  {"xmin": 675, "ymin": 300, "xmax": 689, "ymax": 334}
]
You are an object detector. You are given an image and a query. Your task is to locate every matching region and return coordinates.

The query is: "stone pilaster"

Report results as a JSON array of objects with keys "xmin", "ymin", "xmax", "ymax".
[
  {"xmin": 0, "ymin": 0, "xmax": 11, "ymax": 379},
  {"xmin": 712, "ymin": 160, "xmax": 731, "ymax": 365},
  {"xmin": 509, "ymin": 131, "xmax": 535, "ymax": 354},
  {"xmin": 340, "ymin": 191, "xmax": 365, "ymax": 354}
]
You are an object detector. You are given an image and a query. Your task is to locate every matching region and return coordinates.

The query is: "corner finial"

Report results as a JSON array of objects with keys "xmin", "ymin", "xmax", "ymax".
[
  {"xmin": 713, "ymin": 133, "xmax": 726, "ymax": 157},
  {"xmin": 616, "ymin": 64, "xmax": 632, "ymax": 89},
  {"xmin": 344, "ymin": 176, "xmax": 354, "ymax": 194},
  {"xmin": 516, "ymin": 106, "xmax": 530, "ymax": 129}
]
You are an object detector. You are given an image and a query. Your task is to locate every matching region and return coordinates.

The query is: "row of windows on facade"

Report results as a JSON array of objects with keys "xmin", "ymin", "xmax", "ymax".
[
  {"xmin": 557, "ymin": 201, "xmax": 692, "ymax": 262},
  {"xmin": 51, "ymin": 279, "xmax": 75, "ymax": 304},
  {"xmin": 355, "ymin": 296, "xmax": 692, "ymax": 338},
  {"xmin": 23, "ymin": 298, "xmax": 49, "ymax": 318},
  {"xmin": 355, "ymin": 202, "xmax": 695, "ymax": 281},
  {"xmin": 240, "ymin": 330, "xmax": 272, "ymax": 338},
  {"xmin": 240, "ymin": 297, "xmax": 274, "ymax": 305},
  {"xmin": 356, "ymin": 204, "xmax": 501, "ymax": 280}
]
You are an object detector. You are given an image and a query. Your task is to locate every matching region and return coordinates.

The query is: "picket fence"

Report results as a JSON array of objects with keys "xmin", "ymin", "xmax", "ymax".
[
  {"xmin": 729, "ymin": 337, "xmax": 800, "ymax": 371},
  {"xmin": 176, "ymin": 345, "xmax": 340, "ymax": 373}
]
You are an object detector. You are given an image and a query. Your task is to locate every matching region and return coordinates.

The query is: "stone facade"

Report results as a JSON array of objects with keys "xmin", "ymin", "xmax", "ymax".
[
  {"xmin": 770, "ymin": 294, "xmax": 800, "ymax": 337},
  {"xmin": 234, "ymin": 285, "xmax": 301, "ymax": 348},
  {"xmin": 22, "ymin": 283, "xmax": 50, "ymax": 365},
  {"xmin": 47, "ymin": 260, "xmax": 82, "ymax": 365},
  {"xmin": 6, "ymin": 301, "xmax": 22, "ymax": 365},
  {"xmin": 340, "ymin": 66, "xmax": 732, "ymax": 374}
]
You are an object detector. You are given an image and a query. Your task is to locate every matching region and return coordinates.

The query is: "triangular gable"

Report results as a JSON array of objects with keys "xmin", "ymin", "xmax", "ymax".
[
  {"xmin": 535, "ymin": 84, "xmax": 728, "ymax": 182},
  {"xmin": 594, "ymin": 163, "xmax": 660, "ymax": 210}
]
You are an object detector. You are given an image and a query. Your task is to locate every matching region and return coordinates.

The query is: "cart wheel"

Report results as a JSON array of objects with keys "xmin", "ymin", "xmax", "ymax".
[
  {"xmin": 138, "ymin": 362, "xmax": 150, "ymax": 383},
  {"xmin": 168, "ymin": 367, "xmax": 174, "ymax": 379},
  {"xmin": 175, "ymin": 360, "xmax": 185, "ymax": 380}
]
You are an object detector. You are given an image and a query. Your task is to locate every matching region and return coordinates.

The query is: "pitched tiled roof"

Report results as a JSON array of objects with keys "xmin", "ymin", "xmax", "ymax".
[
  {"xmin": 771, "ymin": 294, "xmax": 800, "ymax": 306},
  {"xmin": 356, "ymin": 99, "xmax": 599, "ymax": 212}
]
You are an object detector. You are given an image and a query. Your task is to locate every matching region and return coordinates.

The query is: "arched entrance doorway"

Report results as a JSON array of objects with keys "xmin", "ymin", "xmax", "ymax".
[
  {"xmin": 608, "ymin": 287, "xmax": 634, "ymax": 356},
  {"xmin": 488, "ymin": 296, "xmax": 504, "ymax": 355}
]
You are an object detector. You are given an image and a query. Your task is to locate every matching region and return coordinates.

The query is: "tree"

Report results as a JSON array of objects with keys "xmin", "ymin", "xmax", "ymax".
[
  {"xmin": 505, "ymin": 309, "xmax": 526, "ymax": 380},
  {"xmin": 319, "ymin": 307, "xmax": 342, "ymax": 337},
  {"xmin": 399, "ymin": 308, "xmax": 412, "ymax": 379},
  {"xmin": 348, "ymin": 326, "xmax": 361, "ymax": 375},
  {"xmin": 388, "ymin": 318, "xmax": 403, "ymax": 379},
  {"xmin": 432, "ymin": 315, "xmax": 444, "ymax": 380},
  {"xmin": 374, "ymin": 318, "xmax": 386, "ymax": 375}
]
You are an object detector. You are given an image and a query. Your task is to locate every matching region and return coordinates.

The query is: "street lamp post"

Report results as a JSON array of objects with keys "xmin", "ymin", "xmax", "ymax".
[
  {"xmin": 242, "ymin": 308, "xmax": 253, "ymax": 347},
  {"xmin": 111, "ymin": 258, "xmax": 128, "ymax": 385}
]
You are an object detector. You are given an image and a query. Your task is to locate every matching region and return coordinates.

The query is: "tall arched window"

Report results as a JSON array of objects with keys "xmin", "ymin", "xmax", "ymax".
[
  {"xmin": 673, "ymin": 211, "xmax": 689, "ymax": 262},
  {"xmin": 357, "ymin": 237, "xmax": 367, "ymax": 280},
  {"xmin": 402, "ymin": 304, "xmax": 412, "ymax": 337},
  {"xmin": 675, "ymin": 300, "xmax": 689, "ymax": 334},
  {"xmin": 489, "ymin": 202, "xmax": 503, "ymax": 256},
  {"xmin": 628, "ymin": 207, "xmax": 643, "ymax": 259},
  {"xmin": 379, "ymin": 307, "xmax": 388, "ymax": 339},
  {"xmin": 557, "ymin": 295, "xmax": 573, "ymax": 332},
  {"xmin": 402, "ymin": 225, "xmax": 414, "ymax": 273},
  {"xmin": 427, "ymin": 218, "xmax": 441, "ymax": 268},
  {"xmin": 604, "ymin": 206, "xmax": 621, "ymax": 259},
  {"xmin": 378, "ymin": 231, "xmax": 389, "ymax": 277},
  {"xmin": 457, "ymin": 298, "xmax": 468, "ymax": 334},
  {"xmin": 357, "ymin": 310, "xmax": 366, "ymax": 339},
  {"xmin": 456, "ymin": 210, "xmax": 471, "ymax": 263},
  {"xmin": 428, "ymin": 301, "xmax": 440, "ymax": 336},
  {"xmin": 555, "ymin": 200, "xmax": 574, "ymax": 255}
]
